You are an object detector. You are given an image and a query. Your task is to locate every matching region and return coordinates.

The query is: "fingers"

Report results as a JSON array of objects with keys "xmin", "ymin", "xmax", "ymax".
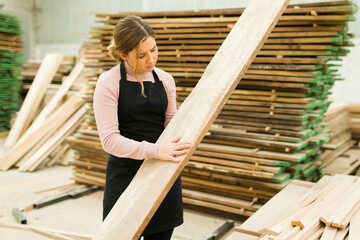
[
  {"xmin": 173, "ymin": 142, "xmax": 191, "ymax": 150},
  {"xmin": 167, "ymin": 148, "xmax": 190, "ymax": 163},
  {"xmin": 174, "ymin": 149, "xmax": 188, "ymax": 156},
  {"xmin": 163, "ymin": 150, "xmax": 187, "ymax": 163},
  {"xmin": 157, "ymin": 136, "xmax": 191, "ymax": 163},
  {"xmin": 170, "ymin": 136, "xmax": 181, "ymax": 143},
  {"xmin": 167, "ymin": 156, "xmax": 180, "ymax": 163}
]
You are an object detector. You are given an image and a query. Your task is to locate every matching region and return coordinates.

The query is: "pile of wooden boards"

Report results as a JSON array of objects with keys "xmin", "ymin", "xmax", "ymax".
[
  {"xmin": 67, "ymin": 0, "xmax": 358, "ymax": 218},
  {"xmin": 0, "ymin": 13, "xmax": 24, "ymax": 132},
  {"xmin": 321, "ymin": 101, "xmax": 360, "ymax": 175},
  {"xmin": 228, "ymin": 174, "xmax": 360, "ymax": 240},
  {"xmin": 0, "ymin": 54, "xmax": 86, "ymax": 172},
  {"xmin": 348, "ymin": 103, "xmax": 360, "ymax": 141},
  {"xmin": 20, "ymin": 57, "xmax": 76, "ymax": 99}
]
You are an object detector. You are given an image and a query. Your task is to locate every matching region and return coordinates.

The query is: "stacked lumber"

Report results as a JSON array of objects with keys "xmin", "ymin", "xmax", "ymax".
[
  {"xmin": 0, "ymin": 13, "xmax": 24, "ymax": 132},
  {"xmin": 348, "ymin": 103, "xmax": 360, "ymax": 141},
  {"xmin": 67, "ymin": 0, "xmax": 357, "ymax": 218},
  {"xmin": 321, "ymin": 101, "xmax": 360, "ymax": 175},
  {"xmin": 0, "ymin": 54, "xmax": 86, "ymax": 172},
  {"xmin": 20, "ymin": 57, "xmax": 76, "ymax": 98},
  {"xmin": 231, "ymin": 174, "xmax": 360, "ymax": 240}
]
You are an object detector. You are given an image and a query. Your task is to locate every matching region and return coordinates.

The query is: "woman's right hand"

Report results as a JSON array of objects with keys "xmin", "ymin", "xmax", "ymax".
[{"xmin": 157, "ymin": 136, "xmax": 191, "ymax": 163}]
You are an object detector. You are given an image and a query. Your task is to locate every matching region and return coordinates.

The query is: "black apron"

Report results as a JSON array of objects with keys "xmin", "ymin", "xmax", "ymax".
[{"xmin": 102, "ymin": 62, "xmax": 183, "ymax": 237}]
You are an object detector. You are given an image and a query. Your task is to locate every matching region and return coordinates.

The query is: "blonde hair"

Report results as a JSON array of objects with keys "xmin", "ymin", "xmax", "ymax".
[{"xmin": 108, "ymin": 15, "xmax": 156, "ymax": 97}]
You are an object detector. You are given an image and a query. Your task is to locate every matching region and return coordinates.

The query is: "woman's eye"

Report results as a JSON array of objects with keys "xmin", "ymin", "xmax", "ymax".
[
  {"xmin": 140, "ymin": 55, "xmax": 145, "ymax": 59},
  {"xmin": 151, "ymin": 48, "xmax": 157, "ymax": 52}
]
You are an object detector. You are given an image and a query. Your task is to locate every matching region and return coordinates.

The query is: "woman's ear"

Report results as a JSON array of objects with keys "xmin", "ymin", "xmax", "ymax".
[{"xmin": 117, "ymin": 52, "xmax": 127, "ymax": 61}]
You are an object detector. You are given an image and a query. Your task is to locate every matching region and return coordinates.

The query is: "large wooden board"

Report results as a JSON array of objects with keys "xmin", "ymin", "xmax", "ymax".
[{"xmin": 93, "ymin": 0, "xmax": 290, "ymax": 239}]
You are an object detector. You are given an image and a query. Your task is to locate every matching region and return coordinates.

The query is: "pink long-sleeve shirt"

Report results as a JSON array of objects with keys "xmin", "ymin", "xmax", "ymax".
[{"xmin": 93, "ymin": 61, "xmax": 177, "ymax": 160}]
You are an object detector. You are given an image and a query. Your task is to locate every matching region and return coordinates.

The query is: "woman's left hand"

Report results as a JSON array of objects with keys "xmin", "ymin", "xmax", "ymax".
[{"xmin": 156, "ymin": 136, "xmax": 191, "ymax": 162}]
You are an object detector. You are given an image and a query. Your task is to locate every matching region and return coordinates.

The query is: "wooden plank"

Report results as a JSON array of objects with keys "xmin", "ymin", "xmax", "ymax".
[
  {"xmin": 182, "ymin": 188, "xmax": 261, "ymax": 212},
  {"xmin": 335, "ymin": 227, "xmax": 349, "ymax": 240},
  {"xmin": 320, "ymin": 226, "xmax": 337, "ymax": 240},
  {"xmin": 4, "ymin": 54, "xmax": 63, "ymax": 148},
  {"xmin": 278, "ymin": 225, "xmax": 302, "ymax": 239},
  {"xmin": 331, "ymin": 184, "xmax": 360, "ymax": 228},
  {"xmin": 319, "ymin": 180, "xmax": 357, "ymax": 226},
  {"xmin": 292, "ymin": 218, "xmax": 322, "ymax": 240},
  {"xmin": 308, "ymin": 227, "xmax": 325, "ymax": 240},
  {"xmin": 349, "ymin": 208, "xmax": 360, "ymax": 240},
  {"xmin": 0, "ymin": 221, "xmax": 92, "ymax": 240},
  {"xmin": 93, "ymin": 1, "xmax": 290, "ymax": 239},
  {"xmin": 224, "ymin": 231, "xmax": 258, "ymax": 240}
]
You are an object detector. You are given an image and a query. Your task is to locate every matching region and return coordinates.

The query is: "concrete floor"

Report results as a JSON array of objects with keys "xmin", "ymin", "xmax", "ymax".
[{"xmin": 0, "ymin": 136, "xmax": 237, "ymax": 240}]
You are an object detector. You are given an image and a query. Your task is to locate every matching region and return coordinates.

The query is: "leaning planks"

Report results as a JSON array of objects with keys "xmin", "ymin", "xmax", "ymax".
[
  {"xmin": 235, "ymin": 174, "xmax": 360, "ymax": 240},
  {"xmin": 0, "ymin": 87, "xmax": 86, "ymax": 171},
  {"xmin": 67, "ymin": 0, "xmax": 357, "ymax": 219},
  {"xmin": 0, "ymin": 53, "xmax": 87, "ymax": 171},
  {"xmin": 0, "ymin": 13, "xmax": 24, "ymax": 133}
]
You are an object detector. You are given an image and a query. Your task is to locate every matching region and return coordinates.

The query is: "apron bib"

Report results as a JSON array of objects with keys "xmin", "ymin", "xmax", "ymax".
[{"xmin": 102, "ymin": 62, "xmax": 183, "ymax": 236}]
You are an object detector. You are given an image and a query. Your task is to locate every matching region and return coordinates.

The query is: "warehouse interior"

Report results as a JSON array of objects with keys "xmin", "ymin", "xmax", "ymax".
[{"xmin": 1, "ymin": 0, "xmax": 360, "ymax": 239}]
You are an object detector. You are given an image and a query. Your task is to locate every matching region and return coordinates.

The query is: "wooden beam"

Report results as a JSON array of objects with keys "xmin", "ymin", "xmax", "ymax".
[
  {"xmin": 4, "ymin": 54, "xmax": 63, "ymax": 148},
  {"xmin": 93, "ymin": 0, "xmax": 290, "ymax": 239}
]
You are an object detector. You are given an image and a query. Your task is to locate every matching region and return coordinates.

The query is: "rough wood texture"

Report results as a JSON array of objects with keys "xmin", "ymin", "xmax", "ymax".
[{"xmin": 93, "ymin": 0, "xmax": 290, "ymax": 239}]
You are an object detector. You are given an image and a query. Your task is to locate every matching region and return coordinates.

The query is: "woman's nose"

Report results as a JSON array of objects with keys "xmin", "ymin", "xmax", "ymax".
[{"xmin": 147, "ymin": 53, "xmax": 155, "ymax": 63}]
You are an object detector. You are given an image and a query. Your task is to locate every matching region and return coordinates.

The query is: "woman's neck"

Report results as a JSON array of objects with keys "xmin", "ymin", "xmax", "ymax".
[{"xmin": 124, "ymin": 61, "xmax": 152, "ymax": 80}]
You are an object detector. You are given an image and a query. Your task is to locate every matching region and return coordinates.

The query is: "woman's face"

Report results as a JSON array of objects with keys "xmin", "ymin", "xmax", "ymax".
[{"xmin": 119, "ymin": 36, "xmax": 158, "ymax": 72}]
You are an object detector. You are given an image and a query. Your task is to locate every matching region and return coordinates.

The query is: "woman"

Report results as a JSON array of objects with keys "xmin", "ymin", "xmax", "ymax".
[{"xmin": 93, "ymin": 15, "xmax": 191, "ymax": 240}]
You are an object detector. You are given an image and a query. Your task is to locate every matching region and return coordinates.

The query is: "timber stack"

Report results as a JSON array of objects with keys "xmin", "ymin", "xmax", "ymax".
[
  {"xmin": 0, "ymin": 13, "xmax": 24, "ymax": 132},
  {"xmin": 321, "ymin": 101, "xmax": 360, "ymax": 176},
  {"xmin": 20, "ymin": 57, "xmax": 76, "ymax": 100},
  {"xmin": 67, "ymin": 0, "xmax": 358, "ymax": 219},
  {"xmin": 348, "ymin": 103, "xmax": 360, "ymax": 141}
]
